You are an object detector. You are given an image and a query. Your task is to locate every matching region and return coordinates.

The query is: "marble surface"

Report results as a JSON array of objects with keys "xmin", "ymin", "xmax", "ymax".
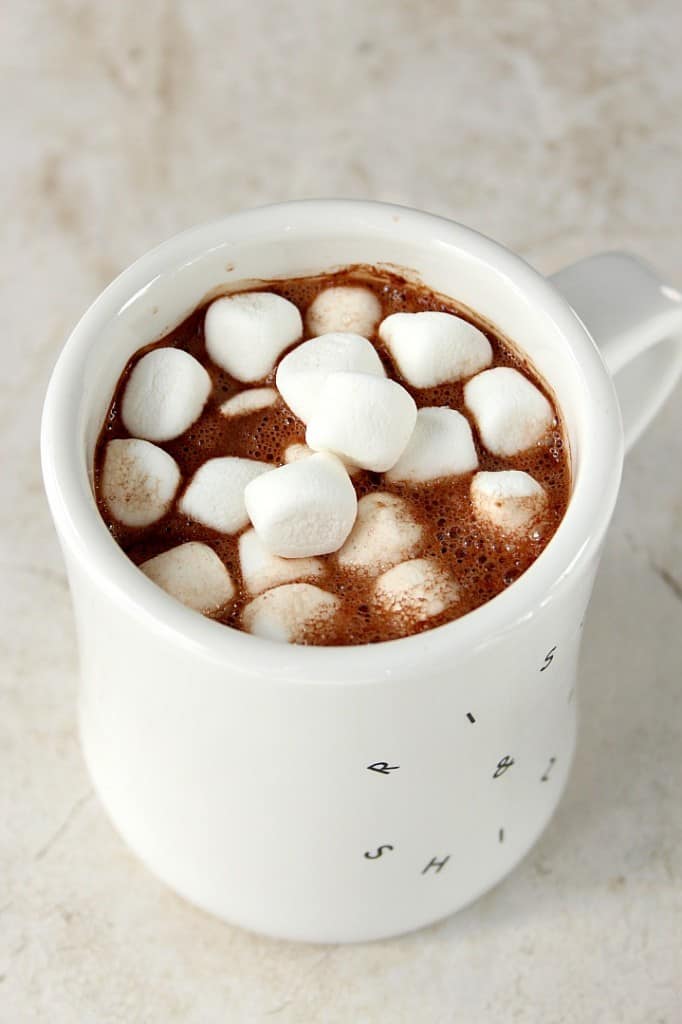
[{"xmin": 2, "ymin": 2, "xmax": 681, "ymax": 1021}]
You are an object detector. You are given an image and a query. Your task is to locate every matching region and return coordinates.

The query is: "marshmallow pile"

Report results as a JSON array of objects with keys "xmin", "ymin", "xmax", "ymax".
[{"xmin": 101, "ymin": 283, "xmax": 557, "ymax": 642}]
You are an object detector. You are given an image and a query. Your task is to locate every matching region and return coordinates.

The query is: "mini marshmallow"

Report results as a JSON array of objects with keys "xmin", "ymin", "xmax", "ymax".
[
  {"xmin": 379, "ymin": 311, "xmax": 492, "ymax": 388},
  {"xmin": 306, "ymin": 372, "xmax": 417, "ymax": 472},
  {"xmin": 141, "ymin": 542, "xmax": 234, "ymax": 613},
  {"xmin": 121, "ymin": 348, "xmax": 212, "ymax": 442},
  {"xmin": 306, "ymin": 286, "xmax": 382, "ymax": 338},
  {"xmin": 464, "ymin": 367, "xmax": 554, "ymax": 456},
  {"xmin": 386, "ymin": 407, "xmax": 478, "ymax": 483},
  {"xmin": 471, "ymin": 470, "xmax": 547, "ymax": 534},
  {"xmin": 205, "ymin": 292, "xmax": 302, "ymax": 382},
  {"xmin": 101, "ymin": 438, "xmax": 181, "ymax": 527},
  {"xmin": 244, "ymin": 452, "xmax": 357, "ymax": 558},
  {"xmin": 283, "ymin": 442, "xmax": 361, "ymax": 477},
  {"xmin": 276, "ymin": 332, "xmax": 386, "ymax": 424},
  {"xmin": 242, "ymin": 583, "xmax": 340, "ymax": 643},
  {"xmin": 337, "ymin": 493, "xmax": 422, "ymax": 572},
  {"xmin": 179, "ymin": 457, "xmax": 272, "ymax": 534},
  {"xmin": 239, "ymin": 529, "xmax": 323, "ymax": 596},
  {"xmin": 374, "ymin": 558, "xmax": 459, "ymax": 621},
  {"xmin": 220, "ymin": 387, "xmax": 278, "ymax": 417},
  {"xmin": 284, "ymin": 442, "xmax": 315, "ymax": 464}
]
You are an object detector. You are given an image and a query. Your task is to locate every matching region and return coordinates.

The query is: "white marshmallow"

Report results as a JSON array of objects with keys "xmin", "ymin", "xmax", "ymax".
[
  {"xmin": 337, "ymin": 493, "xmax": 422, "ymax": 572},
  {"xmin": 242, "ymin": 583, "xmax": 340, "ymax": 644},
  {"xmin": 205, "ymin": 292, "xmax": 302, "ymax": 382},
  {"xmin": 283, "ymin": 442, "xmax": 315, "ymax": 464},
  {"xmin": 283, "ymin": 441, "xmax": 361, "ymax": 477},
  {"xmin": 464, "ymin": 367, "xmax": 554, "ymax": 456},
  {"xmin": 379, "ymin": 311, "xmax": 492, "ymax": 388},
  {"xmin": 306, "ymin": 372, "xmax": 417, "ymax": 472},
  {"xmin": 244, "ymin": 452, "xmax": 357, "ymax": 558},
  {"xmin": 276, "ymin": 332, "xmax": 386, "ymax": 424},
  {"xmin": 121, "ymin": 348, "xmax": 212, "ymax": 442},
  {"xmin": 220, "ymin": 387, "xmax": 278, "ymax": 418},
  {"xmin": 374, "ymin": 559, "xmax": 459, "ymax": 621},
  {"xmin": 179, "ymin": 457, "xmax": 272, "ymax": 534},
  {"xmin": 141, "ymin": 542, "xmax": 235, "ymax": 614},
  {"xmin": 471, "ymin": 471, "xmax": 548, "ymax": 534},
  {"xmin": 239, "ymin": 529, "xmax": 323, "ymax": 596},
  {"xmin": 306, "ymin": 286, "xmax": 382, "ymax": 338},
  {"xmin": 101, "ymin": 439, "xmax": 180, "ymax": 527},
  {"xmin": 386, "ymin": 407, "xmax": 478, "ymax": 483}
]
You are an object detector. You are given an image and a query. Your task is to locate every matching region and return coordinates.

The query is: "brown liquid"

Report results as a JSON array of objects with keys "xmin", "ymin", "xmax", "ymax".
[{"xmin": 94, "ymin": 266, "xmax": 570, "ymax": 645}]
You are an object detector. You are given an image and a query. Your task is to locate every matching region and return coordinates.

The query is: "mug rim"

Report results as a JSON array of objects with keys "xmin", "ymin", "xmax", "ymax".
[{"xmin": 41, "ymin": 199, "xmax": 624, "ymax": 684}]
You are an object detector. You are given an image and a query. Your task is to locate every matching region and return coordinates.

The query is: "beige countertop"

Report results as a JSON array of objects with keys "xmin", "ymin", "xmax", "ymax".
[{"xmin": 1, "ymin": 2, "xmax": 681, "ymax": 1021}]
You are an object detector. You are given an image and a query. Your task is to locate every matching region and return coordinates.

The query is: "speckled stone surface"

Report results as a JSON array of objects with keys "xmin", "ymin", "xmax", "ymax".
[{"xmin": 2, "ymin": 2, "xmax": 681, "ymax": 1021}]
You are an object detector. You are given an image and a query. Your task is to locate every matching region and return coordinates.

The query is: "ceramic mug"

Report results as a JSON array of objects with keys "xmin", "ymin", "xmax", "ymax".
[{"xmin": 41, "ymin": 201, "xmax": 682, "ymax": 943}]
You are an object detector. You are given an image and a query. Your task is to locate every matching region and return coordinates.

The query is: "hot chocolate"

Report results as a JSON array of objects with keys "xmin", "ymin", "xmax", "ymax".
[{"xmin": 94, "ymin": 266, "xmax": 570, "ymax": 644}]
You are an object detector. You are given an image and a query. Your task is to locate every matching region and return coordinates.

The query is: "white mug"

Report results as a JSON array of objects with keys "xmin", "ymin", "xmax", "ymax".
[{"xmin": 41, "ymin": 201, "xmax": 682, "ymax": 943}]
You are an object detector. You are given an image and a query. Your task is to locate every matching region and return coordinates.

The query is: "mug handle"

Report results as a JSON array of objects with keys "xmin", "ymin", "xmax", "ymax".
[{"xmin": 550, "ymin": 252, "xmax": 682, "ymax": 452}]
